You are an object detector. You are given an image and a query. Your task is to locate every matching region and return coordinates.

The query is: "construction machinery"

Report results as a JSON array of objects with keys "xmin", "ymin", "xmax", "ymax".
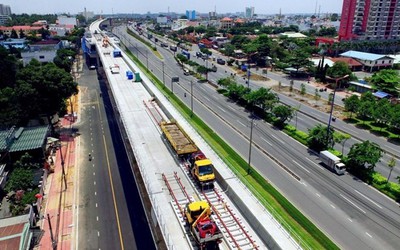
[
  {"xmin": 185, "ymin": 200, "xmax": 223, "ymax": 249},
  {"xmin": 102, "ymin": 36, "xmax": 110, "ymax": 48},
  {"xmin": 160, "ymin": 121, "xmax": 216, "ymax": 188}
]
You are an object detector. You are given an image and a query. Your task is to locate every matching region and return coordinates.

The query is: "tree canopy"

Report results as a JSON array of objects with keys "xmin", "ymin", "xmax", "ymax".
[
  {"xmin": 346, "ymin": 141, "xmax": 384, "ymax": 176},
  {"xmin": 369, "ymin": 69, "xmax": 400, "ymax": 96},
  {"xmin": 307, "ymin": 124, "xmax": 334, "ymax": 151}
]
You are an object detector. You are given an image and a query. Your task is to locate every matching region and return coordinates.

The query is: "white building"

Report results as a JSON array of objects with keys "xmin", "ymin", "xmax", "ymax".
[
  {"xmin": 57, "ymin": 15, "xmax": 78, "ymax": 26},
  {"xmin": 0, "ymin": 4, "xmax": 11, "ymax": 15}
]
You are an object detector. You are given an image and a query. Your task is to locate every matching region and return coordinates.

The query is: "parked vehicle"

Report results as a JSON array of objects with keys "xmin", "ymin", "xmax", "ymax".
[
  {"xmin": 319, "ymin": 150, "xmax": 346, "ymax": 175},
  {"xmin": 170, "ymin": 45, "xmax": 177, "ymax": 52},
  {"xmin": 217, "ymin": 58, "xmax": 225, "ymax": 65}
]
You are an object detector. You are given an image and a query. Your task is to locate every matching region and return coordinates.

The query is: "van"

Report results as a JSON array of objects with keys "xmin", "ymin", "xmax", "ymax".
[{"xmin": 217, "ymin": 58, "xmax": 225, "ymax": 65}]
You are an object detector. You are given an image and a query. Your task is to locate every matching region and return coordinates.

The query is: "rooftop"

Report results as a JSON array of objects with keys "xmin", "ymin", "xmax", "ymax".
[
  {"xmin": 340, "ymin": 50, "xmax": 391, "ymax": 61},
  {"xmin": 0, "ymin": 214, "xmax": 32, "ymax": 250},
  {"xmin": 330, "ymin": 57, "xmax": 363, "ymax": 66},
  {"xmin": 0, "ymin": 126, "xmax": 49, "ymax": 153}
]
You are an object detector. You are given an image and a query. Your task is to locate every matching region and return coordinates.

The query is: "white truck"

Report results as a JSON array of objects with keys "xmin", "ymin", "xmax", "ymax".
[{"xmin": 319, "ymin": 150, "xmax": 346, "ymax": 175}]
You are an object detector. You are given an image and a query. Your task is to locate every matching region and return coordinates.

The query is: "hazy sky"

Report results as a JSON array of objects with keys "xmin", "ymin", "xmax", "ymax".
[{"xmin": 1, "ymin": 0, "xmax": 343, "ymax": 15}]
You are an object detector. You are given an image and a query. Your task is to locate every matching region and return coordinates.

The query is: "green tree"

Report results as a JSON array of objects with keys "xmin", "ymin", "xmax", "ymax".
[
  {"xmin": 53, "ymin": 48, "xmax": 76, "ymax": 72},
  {"xmin": 10, "ymin": 29, "xmax": 18, "ymax": 38},
  {"xmin": 307, "ymin": 124, "xmax": 333, "ymax": 151},
  {"xmin": 387, "ymin": 157, "xmax": 396, "ymax": 183},
  {"xmin": 5, "ymin": 168, "xmax": 33, "ymax": 192},
  {"xmin": 369, "ymin": 69, "xmax": 400, "ymax": 96},
  {"xmin": 343, "ymin": 95, "xmax": 359, "ymax": 118},
  {"xmin": 286, "ymin": 49, "xmax": 312, "ymax": 71},
  {"xmin": 227, "ymin": 83, "xmax": 250, "ymax": 101},
  {"xmin": 346, "ymin": 141, "xmax": 384, "ymax": 177},
  {"xmin": 314, "ymin": 88, "xmax": 321, "ymax": 106},
  {"xmin": 278, "ymin": 81, "xmax": 282, "ymax": 91},
  {"xmin": 373, "ymin": 98, "xmax": 392, "ymax": 127},
  {"xmin": 289, "ymin": 80, "xmax": 294, "ymax": 95},
  {"xmin": 390, "ymin": 105, "xmax": 400, "ymax": 133},
  {"xmin": 15, "ymin": 60, "xmax": 78, "ymax": 130},
  {"xmin": 300, "ymin": 83, "xmax": 306, "ymax": 97},
  {"xmin": 18, "ymin": 29, "xmax": 25, "ymax": 38},
  {"xmin": 272, "ymin": 105, "xmax": 294, "ymax": 127},
  {"xmin": 326, "ymin": 61, "xmax": 352, "ymax": 88},
  {"xmin": 217, "ymin": 77, "xmax": 236, "ymax": 89},
  {"xmin": 194, "ymin": 25, "xmax": 206, "ymax": 34},
  {"xmin": 222, "ymin": 44, "xmax": 235, "ymax": 56},
  {"xmin": 333, "ymin": 132, "xmax": 351, "ymax": 155}
]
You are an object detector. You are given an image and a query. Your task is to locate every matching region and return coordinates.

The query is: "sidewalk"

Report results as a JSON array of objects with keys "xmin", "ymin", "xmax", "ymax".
[{"xmin": 38, "ymin": 117, "xmax": 76, "ymax": 250}]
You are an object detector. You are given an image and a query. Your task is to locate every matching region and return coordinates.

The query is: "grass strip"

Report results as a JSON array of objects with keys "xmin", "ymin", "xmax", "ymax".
[{"xmin": 126, "ymin": 28, "xmax": 163, "ymax": 60}]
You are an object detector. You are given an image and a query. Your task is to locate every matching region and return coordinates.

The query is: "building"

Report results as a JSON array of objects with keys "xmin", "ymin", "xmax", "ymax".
[
  {"xmin": 0, "ymin": 214, "xmax": 33, "ymax": 250},
  {"xmin": 245, "ymin": 6, "xmax": 255, "ymax": 19},
  {"xmin": 340, "ymin": 50, "xmax": 394, "ymax": 71},
  {"xmin": 21, "ymin": 39, "xmax": 63, "ymax": 65},
  {"xmin": 0, "ymin": 38, "xmax": 27, "ymax": 49},
  {"xmin": 220, "ymin": 17, "xmax": 233, "ymax": 29},
  {"xmin": 0, "ymin": 4, "xmax": 11, "ymax": 15},
  {"xmin": 339, "ymin": 0, "xmax": 400, "ymax": 41},
  {"xmin": 0, "ymin": 25, "xmax": 44, "ymax": 38},
  {"xmin": 0, "ymin": 15, "xmax": 10, "ymax": 25},
  {"xmin": 57, "ymin": 15, "xmax": 78, "ymax": 27},
  {"xmin": 209, "ymin": 11, "xmax": 217, "ymax": 20},
  {"xmin": 186, "ymin": 10, "xmax": 196, "ymax": 20}
]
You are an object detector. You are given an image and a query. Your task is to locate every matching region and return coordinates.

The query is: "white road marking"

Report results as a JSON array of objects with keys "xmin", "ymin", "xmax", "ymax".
[
  {"xmin": 237, "ymin": 120, "xmax": 247, "ymax": 127},
  {"xmin": 384, "ymin": 144, "xmax": 399, "ymax": 152},
  {"xmin": 301, "ymin": 182, "xmax": 307, "ymax": 186},
  {"xmin": 93, "ymin": 172, "xmax": 95, "ymax": 176},
  {"xmin": 316, "ymin": 193, "xmax": 321, "ymax": 197},
  {"xmin": 218, "ymin": 106, "xmax": 226, "ymax": 112},
  {"xmin": 296, "ymin": 116, "xmax": 304, "ymax": 121},
  {"xmin": 96, "ymin": 203, "xmax": 98, "ymax": 208},
  {"xmin": 228, "ymin": 106, "xmax": 236, "ymax": 111},
  {"xmin": 293, "ymin": 160, "xmax": 310, "ymax": 173},
  {"xmin": 98, "ymin": 231, "xmax": 100, "ymax": 237},
  {"xmin": 96, "ymin": 216, "xmax": 99, "ymax": 221},
  {"xmin": 270, "ymin": 134, "xmax": 279, "ymax": 140},
  {"xmin": 346, "ymin": 128, "xmax": 360, "ymax": 135},
  {"xmin": 348, "ymin": 218, "xmax": 353, "ymax": 222},
  {"xmin": 366, "ymin": 232, "xmax": 372, "ymax": 238},
  {"xmin": 330, "ymin": 204, "xmax": 336, "ymax": 209},
  {"xmin": 94, "ymin": 181, "xmax": 96, "ymax": 185},
  {"xmin": 203, "ymin": 96, "xmax": 211, "ymax": 102},
  {"xmin": 95, "ymin": 191, "xmax": 97, "ymax": 196},
  {"xmin": 340, "ymin": 194, "xmax": 366, "ymax": 214},
  {"xmin": 353, "ymin": 189, "xmax": 382, "ymax": 209},
  {"xmin": 260, "ymin": 137, "xmax": 272, "ymax": 146}
]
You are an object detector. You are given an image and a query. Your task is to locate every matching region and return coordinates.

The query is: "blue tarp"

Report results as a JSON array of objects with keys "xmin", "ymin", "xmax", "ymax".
[{"xmin": 373, "ymin": 91, "xmax": 390, "ymax": 99}]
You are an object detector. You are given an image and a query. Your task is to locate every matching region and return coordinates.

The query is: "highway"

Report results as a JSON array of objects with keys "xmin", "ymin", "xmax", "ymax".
[
  {"xmin": 74, "ymin": 62, "xmax": 155, "ymax": 249},
  {"xmin": 112, "ymin": 24, "xmax": 400, "ymax": 249}
]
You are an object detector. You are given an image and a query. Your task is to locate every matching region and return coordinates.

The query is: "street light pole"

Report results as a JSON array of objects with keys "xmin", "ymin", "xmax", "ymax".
[
  {"xmin": 47, "ymin": 213, "xmax": 57, "ymax": 250},
  {"xmin": 247, "ymin": 117, "xmax": 254, "ymax": 175},
  {"xmin": 162, "ymin": 61, "xmax": 165, "ymax": 86},
  {"xmin": 146, "ymin": 50, "xmax": 149, "ymax": 71},
  {"xmin": 325, "ymin": 74, "xmax": 349, "ymax": 147},
  {"xmin": 247, "ymin": 64, "xmax": 250, "ymax": 88},
  {"xmin": 59, "ymin": 144, "xmax": 67, "ymax": 190},
  {"xmin": 190, "ymin": 80, "xmax": 193, "ymax": 117}
]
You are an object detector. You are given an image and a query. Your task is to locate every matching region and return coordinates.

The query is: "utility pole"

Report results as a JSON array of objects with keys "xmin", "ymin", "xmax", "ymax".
[
  {"xmin": 190, "ymin": 80, "xmax": 193, "ymax": 117},
  {"xmin": 59, "ymin": 144, "xmax": 67, "ymax": 190},
  {"xmin": 325, "ymin": 74, "xmax": 349, "ymax": 147},
  {"xmin": 162, "ymin": 61, "xmax": 165, "ymax": 86},
  {"xmin": 247, "ymin": 117, "xmax": 254, "ymax": 175},
  {"xmin": 247, "ymin": 64, "xmax": 251, "ymax": 88},
  {"xmin": 47, "ymin": 213, "xmax": 56, "ymax": 250}
]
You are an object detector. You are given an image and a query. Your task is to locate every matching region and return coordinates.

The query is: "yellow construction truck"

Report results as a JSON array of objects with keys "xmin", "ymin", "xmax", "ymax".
[
  {"xmin": 185, "ymin": 200, "xmax": 222, "ymax": 249},
  {"xmin": 161, "ymin": 121, "xmax": 216, "ymax": 188}
]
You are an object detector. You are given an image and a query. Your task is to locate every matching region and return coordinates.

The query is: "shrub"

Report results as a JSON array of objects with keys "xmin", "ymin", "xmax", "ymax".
[{"xmin": 372, "ymin": 172, "xmax": 387, "ymax": 185}]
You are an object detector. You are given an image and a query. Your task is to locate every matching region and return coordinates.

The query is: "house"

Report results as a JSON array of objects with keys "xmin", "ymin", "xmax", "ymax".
[
  {"xmin": 340, "ymin": 50, "xmax": 394, "ymax": 72},
  {"xmin": 0, "ymin": 213, "xmax": 33, "ymax": 250},
  {"xmin": 21, "ymin": 39, "xmax": 63, "ymax": 65},
  {"xmin": 220, "ymin": 17, "xmax": 233, "ymax": 29},
  {"xmin": 0, "ymin": 126, "xmax": 49, "ymax": 161},
  {"xmin": 0, "ymin": 25, "xmax": 44, "ymax": 38},
  {"xmin": 330, "ymin": 57, "xmax": 363, "ymax": 71}
]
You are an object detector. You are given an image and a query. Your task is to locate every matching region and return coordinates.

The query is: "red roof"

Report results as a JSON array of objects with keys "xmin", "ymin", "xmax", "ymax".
[
  {"xmin": 0, "ymin": 25, "xmax": 43, "ymax": 31},
  {"xmin": 0, "ymin": 223, "xmax": 25, "ymax": 249},
  {"xmin": 221, "ymin": 17, "xmax": 233, "ymax": 22},
  {"xmin": 330, "ymin": 57, "xmax": 362, "ymax": 67},
  {"xmin": 234, "ymin": 18, "xmax": 245, "ymax": 23}
]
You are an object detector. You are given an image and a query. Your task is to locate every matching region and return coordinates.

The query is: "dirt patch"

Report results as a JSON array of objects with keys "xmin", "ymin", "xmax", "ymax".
[{"xmin": 271, "ymin": 85, "xmax": 347, "ymax": 120}]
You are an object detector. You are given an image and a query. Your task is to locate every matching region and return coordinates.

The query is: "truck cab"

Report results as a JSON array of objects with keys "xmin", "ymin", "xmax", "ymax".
[
  {"xmin": 189, "ymin": 152, "xmax": 215, "ymax": 186},
  {"xmin": 185, "ymin": 201, "xmax": 211, "ymax": 225}
]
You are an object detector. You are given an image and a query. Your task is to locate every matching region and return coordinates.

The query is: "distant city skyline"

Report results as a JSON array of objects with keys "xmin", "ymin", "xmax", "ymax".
[{"xmin": 0, "ymin": 0, "xmax": 342, "ymax": 15}]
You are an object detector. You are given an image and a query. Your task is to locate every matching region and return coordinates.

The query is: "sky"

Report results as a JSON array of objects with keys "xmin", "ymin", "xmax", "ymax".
[{"xmin": 1, "ymin": 0, "xmax": 343, "ymax": 15}]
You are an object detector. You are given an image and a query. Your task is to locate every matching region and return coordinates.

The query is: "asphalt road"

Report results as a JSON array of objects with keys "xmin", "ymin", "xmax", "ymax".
[
  {"xmin": 74, "ymin": 62, "xmax": 154, "ymax": 250},
  {"xmin": 112, "ymin": 25, "xmax": 400, "ymax": 250}
]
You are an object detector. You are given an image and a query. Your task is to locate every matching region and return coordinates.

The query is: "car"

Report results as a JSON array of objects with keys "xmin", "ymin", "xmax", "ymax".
[
  {"xmin": 217, "ymin": 58, "xmax": 225, "ymax": 65},
  {"xmin": 89, "ymin": 65, "xmax": 96, "ymax": 70},
  {"xmin": 196, "ymin": 51, "xmax": 203, "ymax": 57},
  {"xmin": 183, "ymin": 69, "xmax": 190, "ymax": 75}
]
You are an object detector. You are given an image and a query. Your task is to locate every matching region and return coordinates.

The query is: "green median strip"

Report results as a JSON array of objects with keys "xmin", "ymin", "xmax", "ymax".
[{"xmin": 123, "ymin": 47, "xmax": 339, "ymax": 250}]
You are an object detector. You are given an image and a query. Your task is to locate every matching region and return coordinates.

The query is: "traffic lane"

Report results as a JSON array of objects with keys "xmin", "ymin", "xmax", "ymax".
[
  {"xmin": 188, "ymin": 82, "xmax": 400, "ymax": 248},
  {"xmin": 185, "ymin": 82, "xmax": 376, "ymax": 250},
  {"xmin": 99, "ymin": 75, "xmax": 156, "ymax": 250}
]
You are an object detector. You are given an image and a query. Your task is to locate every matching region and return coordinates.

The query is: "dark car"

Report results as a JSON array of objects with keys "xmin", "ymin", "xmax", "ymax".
[{"xmin": 217, "ymin": 58, "xmax": 225, "ymax": 65}]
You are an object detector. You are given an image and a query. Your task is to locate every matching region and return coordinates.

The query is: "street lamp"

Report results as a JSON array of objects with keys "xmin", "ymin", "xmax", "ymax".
[
  {"xmin": 325, "ymin": 74, "xmax": 349, "ymax": 146},
  {"xmin": 247, "ymin": 117, "xmax": 255, "ymax": 175},
  {"xmin": 58, "ymin": 143, "xmax": 68, "ymax": 190},
  {"xmin": 190, "ymin": 80, "xmax": 193, "ymax": 117},
  {"xmin": 46, "ymin": 213, "xmax": 57, "ymax": 250},
  {"xmin": 247, "ymin": 64, "xmax": 251, "ymax": 88}
]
